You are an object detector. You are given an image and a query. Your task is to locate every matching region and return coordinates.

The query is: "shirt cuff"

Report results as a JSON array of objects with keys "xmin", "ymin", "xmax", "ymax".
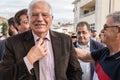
[{"xmin": 24, "ymin": 57, "xmax": 33, "ymax": 74}]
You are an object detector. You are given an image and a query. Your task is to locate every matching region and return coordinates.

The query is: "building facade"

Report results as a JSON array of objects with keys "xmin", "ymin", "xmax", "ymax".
[
  {"xmin": 72, "ymin": 0, "xmax": 120, "ymax": 34},
  {"xmin": 51, "ymin": 22, "xmax": 74, "ymax": 35}
]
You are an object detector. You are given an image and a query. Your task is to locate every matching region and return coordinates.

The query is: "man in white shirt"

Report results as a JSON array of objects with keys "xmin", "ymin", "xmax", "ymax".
[{"xmin": 73, "ymin": 21, "xmax": 104, "ymax": 80}]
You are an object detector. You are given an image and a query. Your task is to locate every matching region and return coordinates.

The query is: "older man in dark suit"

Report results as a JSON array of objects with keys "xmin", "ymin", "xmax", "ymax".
[{"xmin": 0, "ymin": 0, "xmax": 82, "ymax": 80}]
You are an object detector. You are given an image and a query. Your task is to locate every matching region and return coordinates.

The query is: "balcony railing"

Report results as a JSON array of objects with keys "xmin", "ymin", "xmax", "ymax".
[{"xmin": 80, "ymin": 10, "xmax": 95, "ymax": 18}]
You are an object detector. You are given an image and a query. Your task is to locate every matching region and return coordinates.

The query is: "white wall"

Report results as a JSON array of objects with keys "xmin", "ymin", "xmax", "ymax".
[{"xmin": 95, "ymin": 0, "xmax": 110, "ymax": 34}]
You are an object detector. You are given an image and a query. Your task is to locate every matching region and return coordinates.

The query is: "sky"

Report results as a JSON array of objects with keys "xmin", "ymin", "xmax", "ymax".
[{"xmin": 0, "ymin": 0, "xmax": 74, "ymax": 24}]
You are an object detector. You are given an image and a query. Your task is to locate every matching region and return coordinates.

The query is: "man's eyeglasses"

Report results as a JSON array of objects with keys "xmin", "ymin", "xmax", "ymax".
[
  {"xmin": 103, "ymin": 24, "xmax": 118, "ymax": 30},
  {"xmin": 31, "ymin": 13, "xmax": 51, "ymax": 19}
]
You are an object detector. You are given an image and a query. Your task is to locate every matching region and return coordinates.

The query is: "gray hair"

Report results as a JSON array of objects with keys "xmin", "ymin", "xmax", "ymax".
[
  {"xmin": 28, "ymin": 0, "xmax": 53, "ymax": 17},
  {"xmin": 107, "ymin": 11, "xmax": 120, "ymax": 26}
]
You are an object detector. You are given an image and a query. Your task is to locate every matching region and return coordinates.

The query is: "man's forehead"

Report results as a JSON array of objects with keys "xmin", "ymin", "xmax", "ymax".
[{"xmin": 77, "ymin": 26, "xmax": 89, "ymax": 30}]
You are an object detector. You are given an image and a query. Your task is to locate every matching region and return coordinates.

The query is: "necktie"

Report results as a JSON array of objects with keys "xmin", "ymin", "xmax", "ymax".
[{"xmin": 39, "ymin": 38, "xmax": 48, "ymax": 80}]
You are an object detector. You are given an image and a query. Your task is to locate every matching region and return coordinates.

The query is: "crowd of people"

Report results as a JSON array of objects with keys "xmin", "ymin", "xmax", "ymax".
[
  {"xmin": 0, "ymin": 0, "xmax": 82, "ymax": 80},
  {"xmin": 75, "ymin": 12, "xmax": 120, "ymax": 80},
  {"xmin": 0, "ymin": 8, "xmax": 30, "ymax": 60},
  {"xmin": 0, "ymin": 0, "xmax": 120, "ymax": 80}
]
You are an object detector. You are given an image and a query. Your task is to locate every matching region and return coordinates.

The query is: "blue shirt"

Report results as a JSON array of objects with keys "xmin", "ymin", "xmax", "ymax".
[{"xmin": 91, "ymin": 47, "xmax": 120, "ymax": 80}]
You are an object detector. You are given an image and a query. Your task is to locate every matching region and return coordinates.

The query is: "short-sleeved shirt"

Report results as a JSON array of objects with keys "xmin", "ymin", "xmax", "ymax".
[{"xmin": 91, "ymin": 47, "xmax": 120, "ymax": 80}]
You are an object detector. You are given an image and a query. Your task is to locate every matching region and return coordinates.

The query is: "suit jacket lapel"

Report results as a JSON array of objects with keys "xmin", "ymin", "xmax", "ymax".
[
  {"xmin": 90, "ymin": 39, "xmax": 96, "ymax": 51},
  {"xmin": 22, "ymin": 30, "xmax": 35, "ymax": 53},
  {"xmin": 50, "ymin": 31, "xmax": 62, "ymax": 79},
  {"xmin": 90, "ymin": 39, "xmax": 93, "ymax": 51},
  {"xmin": 22, "ymin": 30, "xmax": 39, "ymax": 80}
]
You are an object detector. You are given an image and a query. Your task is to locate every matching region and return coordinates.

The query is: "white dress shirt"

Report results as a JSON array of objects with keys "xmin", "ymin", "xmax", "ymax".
[{"xmin": 76, "ymin": 42, "xmax": 91, "ymax": 80}]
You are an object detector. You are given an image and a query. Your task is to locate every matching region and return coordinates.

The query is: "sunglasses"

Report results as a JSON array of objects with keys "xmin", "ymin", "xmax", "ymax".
[
  {"xmin": 103, "ymin": 24, "xmax": 118, "ymax": 30},
  {"xmin": 71, "ymin": 36, "xmax": 77, "ymax": 38}
]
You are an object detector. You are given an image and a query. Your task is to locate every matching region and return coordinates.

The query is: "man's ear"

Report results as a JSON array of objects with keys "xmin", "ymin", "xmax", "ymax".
[
  {"xmin": 52, "ymin": 16, "xmax": 54, "ymax": 20},
  {"xmin": 117, "ymin": 27, "xmax": 120, "ymax": 33},
  {"xmin": 119, "ymin": 27, "xmax": 120, "ymax": 32},
  {"xmin": 115, "ymin": 26, "xmax": 120, "ymax": 33}
]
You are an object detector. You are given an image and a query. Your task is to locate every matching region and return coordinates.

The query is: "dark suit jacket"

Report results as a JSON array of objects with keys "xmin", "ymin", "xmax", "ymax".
[
  {"xmin": 89, "ymin": 39, "xmax": 105, "ymax": 79},
  {"xmin": 0, "ymin": 39, "xmax": 6, "ymax": 61},
  {"xmin": 0, "ymin": 30, "xmax": 82, "ymax": 80},
  {"xmin": 89, "ymin": 39, "xmax": 105, "ymax": 52}
]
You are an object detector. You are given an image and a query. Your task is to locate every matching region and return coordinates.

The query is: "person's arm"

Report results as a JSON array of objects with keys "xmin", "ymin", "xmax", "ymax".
[
  {"xmin": 24, "ymin": 57, "xmax": 34, "ymax": 73},
  {"xmin": 75, "ymin": 48, "xmax": 95, "ymax": 62},
  {"xmin": 0, "ymin": 38, "xmax": 47, "ymax": 80},
  {"xmin": 26, "ymin": 38, "xmax": 47, "ymax": 65},
  {"xmin": 24, "ymin": 38, "xmax": 47, "ymax": 73},
  {"xmin": 0, "ymin": 38, "xmax": 32, "ymax": 80}
]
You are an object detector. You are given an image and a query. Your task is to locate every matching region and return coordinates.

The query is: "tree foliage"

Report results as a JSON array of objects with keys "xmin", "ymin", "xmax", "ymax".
[{"xmin": 0, "ymin": 22, "xmax": 8, "ymax": 35}]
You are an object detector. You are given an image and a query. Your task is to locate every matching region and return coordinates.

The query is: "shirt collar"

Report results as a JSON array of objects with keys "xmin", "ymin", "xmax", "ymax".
[
  {"xmin": 32, "ymin": 30, "xmax": 51, "ymax": 42},
  {"xmin": 76, "ymin": 41, "xmax": 90, "ymax": 47}
]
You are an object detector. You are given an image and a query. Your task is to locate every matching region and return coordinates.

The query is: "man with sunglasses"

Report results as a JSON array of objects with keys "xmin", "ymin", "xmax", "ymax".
[{"xmin": 75, "ymin": 11, "xmax": 120, "ymax": 80}]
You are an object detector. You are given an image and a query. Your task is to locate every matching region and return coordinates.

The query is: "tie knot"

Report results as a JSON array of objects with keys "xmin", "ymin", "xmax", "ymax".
[
  {"xmin": 43, "ymin": 37, "xmax": 48, "ymax": 41},
  {"xmin": 36, "ymin": 38, "xmax": 40, "ymax": 41},
  {"xmin": 36, "ymin": 38, "xmax": 48, "ymax": 42}
]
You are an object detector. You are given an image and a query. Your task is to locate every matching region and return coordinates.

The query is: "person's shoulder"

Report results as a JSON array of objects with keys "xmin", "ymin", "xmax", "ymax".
[
  {"xmin": 0, "ymin": 39, "xmax": 6, "ymax": 43},
  {"xmin": 7, "ymin": 30, "xmax": 32, "ymax": 42},
  {"xmin": 73, "ymin": 41, "xmax": 78, "ymax": 47},
  {"xmin": 90, "ymin": 38, "xmax": 105, "ymax": 49},
  {"xmin": 92, "ymin": 47, "xmax": 108, "ymax": 54},
  {"xmin": 91, "ymin": 38, "xmax": 103, "ymax": 45},
  {"xmin": 50, "ymin": 30, "xmax": 70, "ymax": 38},
  {"xmin": 0, "ymin": 39, "xmax": 6, "ymax": 47}
]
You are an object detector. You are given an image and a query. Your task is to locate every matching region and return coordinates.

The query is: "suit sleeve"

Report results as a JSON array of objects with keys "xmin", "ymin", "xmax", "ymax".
[
  {"xmin": 66, "ymin": 37, "xmax": 83, "ymax": 80},
  {"xmin": 0, "ymin": 38, "xmax": 34, "ymax": 80}
]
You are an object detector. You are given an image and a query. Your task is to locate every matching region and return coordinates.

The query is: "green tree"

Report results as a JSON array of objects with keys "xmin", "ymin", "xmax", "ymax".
[{"xmin": 1, "ymin": 22, "xmax": 8, "ymax": 36}]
